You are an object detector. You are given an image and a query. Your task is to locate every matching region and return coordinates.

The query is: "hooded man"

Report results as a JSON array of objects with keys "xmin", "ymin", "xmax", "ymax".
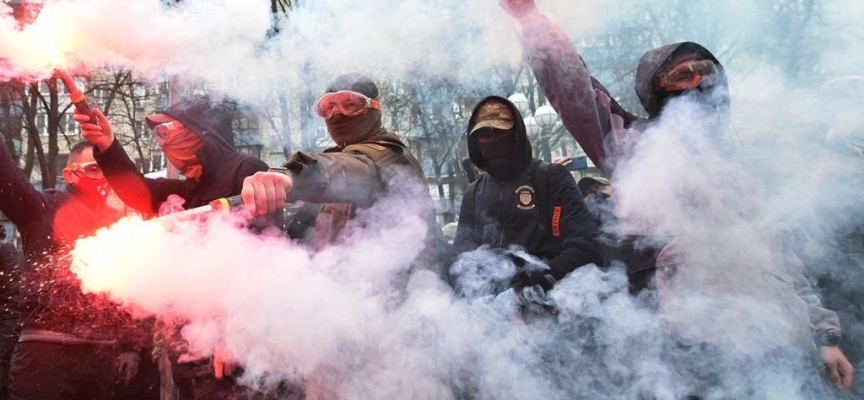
[
  {"xmin": 500, "ymin": 0, "xmax": 853, "ymax": 393},
  {"xmin": 76, "ymin": 95, "xmax": 274, "ymax": 218},
  {"xmin": 451, "ymin": 95, "xmax": 601, "ymax": 300},
  {"xmin": 0, "ymin": 140, "xmax": 145, "ymax": 400},
  {"xmin": 75, "ymin": 96, "xmax": 286, "ymax": 400},
  {"xmin": 241, "ymin": 73, "xmax": 434, "ymax": 251}
]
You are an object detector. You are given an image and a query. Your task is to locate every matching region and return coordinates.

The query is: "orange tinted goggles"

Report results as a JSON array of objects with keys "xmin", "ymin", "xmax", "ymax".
[
  {"xmin": 658, "ymin": 59, "xmax": 718, "ymax": 92},
  {"xmin": 316, "ymin": 91, "xmax": 381, "ymax": 120}
]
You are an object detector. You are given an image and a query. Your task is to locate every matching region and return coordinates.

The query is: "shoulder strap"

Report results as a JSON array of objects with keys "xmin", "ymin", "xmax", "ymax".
[
  {"xmin": 532, "ymin": 160, "xmax": 549, "ymax": 217},
  {"xmin": 532, "ymin": 160, "xmax": 562, "ymax": 238},
  {"xmin": 344, "ymin": 141, "xmax": 425, "ymax": 180},
  {"xmin": 463, "ymin": 180, "xmax": 477, "ymax": 221}
]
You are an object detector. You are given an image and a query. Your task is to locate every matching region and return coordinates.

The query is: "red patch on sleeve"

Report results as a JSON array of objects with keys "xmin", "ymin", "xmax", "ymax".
[{"xmin": 552, "ymin": 206, "xmax": 562, "ymax": 237}]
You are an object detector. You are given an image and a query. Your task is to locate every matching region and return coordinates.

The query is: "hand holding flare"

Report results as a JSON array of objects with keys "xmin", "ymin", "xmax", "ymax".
[
  {"xmin": 73, "ymin": 107, "xmax": 115, "ymax": 152},
  {"xmin": 56, "ymin": 69, "xmax": 116, "ymax": 152},
  {"xmin": 213, "ymin": 345, "xmax": 238, "ymax": 380},
  {"xmin": 54, "ymin": 69, "xmax": 98, "ymax": 124},
  {"xmin": 241, "ymin": 171, "xmax": 293, "ymax": 216}
]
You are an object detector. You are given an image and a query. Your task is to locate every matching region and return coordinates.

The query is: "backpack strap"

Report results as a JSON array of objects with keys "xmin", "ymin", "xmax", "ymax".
[
  {"xmin": 532, "ymin": 160, "xmax": 562, "ymax": 238},
  {"xmin": 463, "ymin": 180, "xmax": 477, "ymax": 230}
]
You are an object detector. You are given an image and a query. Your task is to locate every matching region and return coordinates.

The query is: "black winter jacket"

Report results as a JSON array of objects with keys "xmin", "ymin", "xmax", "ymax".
[
  {"xmin": 94, "ymin": 96, "xmax": 271, "ymax": 215},
  {"xmin": 453, "ymin": 96, "xmax": 601, "ymax": 284},
  {"xmin": 0, "ymin": 140, "xmax": 131, "ymax": 340}
]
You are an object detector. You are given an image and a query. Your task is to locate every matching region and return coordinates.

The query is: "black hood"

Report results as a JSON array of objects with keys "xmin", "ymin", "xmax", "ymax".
[
  {"xmin": 155, "ymin": 95, "xmax": 238, "ymax": 153},
  {"xmin": 466, "ymin": 96, "xmax": 532, "ymax": 180},
  {"xmin": 151, "ymin": 95, "xmax": 240, "ymax": 182},
  {"xmin": 635, "ymin": 42, "xmax": 727, "ymax": 119}
]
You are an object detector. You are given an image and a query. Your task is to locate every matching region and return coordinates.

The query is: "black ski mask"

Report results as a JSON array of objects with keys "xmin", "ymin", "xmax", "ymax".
[{"xmin": 477, "ymin": 127, "xmax": 516, "ymax": 169}]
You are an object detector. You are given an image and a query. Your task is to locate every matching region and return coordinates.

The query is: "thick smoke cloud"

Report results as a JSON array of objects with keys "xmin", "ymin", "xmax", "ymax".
[{"xmin": 20, "ymin": 0, "xmax": 860, "ymax": 398}]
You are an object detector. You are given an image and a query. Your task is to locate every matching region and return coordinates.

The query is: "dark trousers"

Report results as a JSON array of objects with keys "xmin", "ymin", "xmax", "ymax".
[
  {"xmin": 0, "ymin": 332, "xmax": 19, "ymax": 400},
  {"xmin": 180, "ymin": 374, "xmax": 304, "ymax": 400},
  {"xmin": 7, "ymin": 341, "xmax": 118, "ymax": 400}
]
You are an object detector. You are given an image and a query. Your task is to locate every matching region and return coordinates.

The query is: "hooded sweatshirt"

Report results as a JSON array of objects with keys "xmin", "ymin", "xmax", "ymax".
[
  {"xmin": 634, "ymin": 42, "xmax": 725, "ymax": 119},
  {"xmin": 516, "ymin": 16, "xmax": 841, "ymax": 349},
  {"xmin": 95, "ymin": 96, "xmax": 271, "ymax": 215},
  {"xmin": 0, "ymin": 139, "xmax": 135, "ymax": 342},
  {"xmin": 453, "ymin": 96, "xmax": 601, "ymax": 287}
]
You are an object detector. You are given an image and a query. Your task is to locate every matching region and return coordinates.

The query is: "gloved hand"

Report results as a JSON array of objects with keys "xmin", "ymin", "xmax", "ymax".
[
  {"xmin": 510, "ymin": 268, "xmax": 556, "ymax": 293},
  {"xmin": 213, "ymin": 345, "xmax": 239, "ymax": 380},
  {"xmin": 73, "ymin": 108, "xmax": 114, "ymax": 152},
  {"xmin": 116, "ymin": 352, "xmax": 141, "ymax": 386}
]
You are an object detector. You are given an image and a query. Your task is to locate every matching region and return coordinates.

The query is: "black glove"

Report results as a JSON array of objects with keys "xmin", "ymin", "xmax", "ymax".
[
  {"xmin": 510, "ymin": 269, "xmax": 556, "ymax": 293},
  {"xmin": 116, "ymin": 352, "xmax": 141, "ymax": 386}
]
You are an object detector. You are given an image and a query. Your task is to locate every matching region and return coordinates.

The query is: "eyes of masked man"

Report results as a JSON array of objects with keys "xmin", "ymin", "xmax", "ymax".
[{"xmin": 475, "ymin": 127, "xmax": 517, "ymax": 170}]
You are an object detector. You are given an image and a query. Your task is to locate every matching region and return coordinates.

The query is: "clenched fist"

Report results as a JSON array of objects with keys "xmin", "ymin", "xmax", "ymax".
[{"xmin": 241, "ymin": 171, "xmax": 293, "ymax": 215}]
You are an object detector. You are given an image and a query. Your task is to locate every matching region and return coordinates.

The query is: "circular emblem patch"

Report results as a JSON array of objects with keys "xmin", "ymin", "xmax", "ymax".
[{"xmin": 515, "ymin": 185, "xmax": 536, "ymax": 210}]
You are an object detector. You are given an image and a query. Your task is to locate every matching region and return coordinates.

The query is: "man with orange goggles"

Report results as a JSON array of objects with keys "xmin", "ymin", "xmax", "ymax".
[
  {"xmin": 242, "ymin": 72, "xmax": 439, "ymax": 254},
  {"xmin": 500, "ymin": 0, "xmax": 854, "ymax": 395}
]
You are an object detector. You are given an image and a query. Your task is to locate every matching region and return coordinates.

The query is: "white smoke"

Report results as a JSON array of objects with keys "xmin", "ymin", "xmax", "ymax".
[{"xmin": 41, "ymin": 0, "xmax": 864, "ymax": 398}]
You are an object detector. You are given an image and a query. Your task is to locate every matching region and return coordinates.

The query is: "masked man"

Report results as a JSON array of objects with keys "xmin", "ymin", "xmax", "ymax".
[
  {"xmin": 241, "ymin": 73, "xmax": 436, "ymax": 252},
  {"xmin": 451, "ymin": 96, "xmax": 601, "ymax": 302},
  {"xmin": 240, "ymin": 73, "xmax": 442, "ymax": 398},
  {"xmin": 75, "ymin": 96, "xmax": 275, "ymax": 220},
  {"xmin": 0, "ymin": 140, "xmax": 144, "ymax": 400},
  {"xmin": 75, "ymin": 96, "xmax": 288, "ymax": 399},
  {"xmin": 500, "ymin": 0, "xmax": 853, "ymax": 394}
]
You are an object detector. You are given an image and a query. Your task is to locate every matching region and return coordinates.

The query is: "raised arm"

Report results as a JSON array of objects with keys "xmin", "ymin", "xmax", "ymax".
[
  {"xmin": 75, "ymin": 109, "xmax": 186, "ymax": 215},
  {"xmin": 500, "ymin": 0, "xmax": 639, "ymax": 175},
  {"xmin": 0, "ymin": 134, "xmax": 51, "ymax": 227}
]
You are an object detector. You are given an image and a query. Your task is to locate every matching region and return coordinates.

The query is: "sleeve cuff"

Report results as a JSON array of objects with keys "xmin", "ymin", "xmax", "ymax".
[
  {"xmin": 93, "ymin": 138, "xmax": 123, "ymax": 160},
  {"xmin": 815, "ymin": 333, "xmax": 841, "ymax": 347}
]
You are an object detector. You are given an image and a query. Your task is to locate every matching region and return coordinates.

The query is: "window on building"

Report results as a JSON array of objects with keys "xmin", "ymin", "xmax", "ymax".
[
  {"xmin": 237, "ymin": 144, "xmax": 263, "ymax": 159},
  {"xmin": 61, "ymin": 114, "xmax": 79, "ymax": 135},
  {"xmin": 36, "ymin": 113, "xmax": 46, "ymax": 136},
  {"xmin": 56, "ymin": 153, "xmax": 68, "ymax": 182}
]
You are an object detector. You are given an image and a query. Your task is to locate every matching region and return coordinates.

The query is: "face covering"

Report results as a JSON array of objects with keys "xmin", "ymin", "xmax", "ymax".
[
  {"xmin": 680, "ymin": 84, "xmax": 731, "ymax": 136},
  {"xmin": 74, "ymin": 175, "xmax": 111, "ymax": 202},
  {"xmin": 477, "ymin": 129, "xmax": 516, "ymax": 169},
  {"xmin": 325, "ymin": 110, "xmax": 381, "ymax": 147},
  {"xmin": 159, "ymin": 124, "xmax": 206, "ymax": 181}
]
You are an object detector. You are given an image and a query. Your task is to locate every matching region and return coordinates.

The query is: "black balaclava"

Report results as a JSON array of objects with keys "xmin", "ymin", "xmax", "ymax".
[
  {"xmin": 466, "ymin": 96, "xmax": 532, "ymax": 181},
  {"xmin": 323, "ymin": 73, "xmax": 384, "ymax": 147}
]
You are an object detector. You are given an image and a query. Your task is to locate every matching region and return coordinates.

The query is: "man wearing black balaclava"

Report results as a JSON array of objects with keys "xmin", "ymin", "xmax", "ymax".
[
  {"xmin": 500, "ymin": 0, "xmax": 854, "ymax": 395},
  {"xmin": 450, "ymin": 96, "xmax": 601, "ymax": 303}
]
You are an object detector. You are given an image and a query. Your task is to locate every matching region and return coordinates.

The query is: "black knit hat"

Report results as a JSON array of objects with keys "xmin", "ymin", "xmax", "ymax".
[{"xmin": 325, "ymin": 73, "xmax": 379, "ymax": 99}]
